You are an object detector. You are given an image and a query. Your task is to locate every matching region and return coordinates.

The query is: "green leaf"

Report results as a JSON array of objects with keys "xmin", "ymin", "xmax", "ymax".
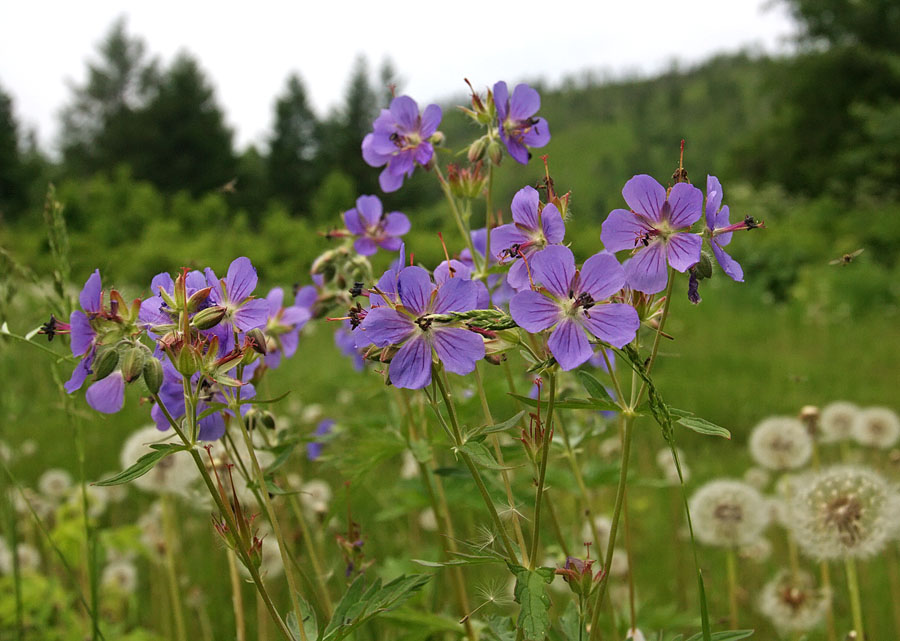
[
  {"xmin": 196, "ymin": 402, "xmax": 229, "ymax": 422},
  {"xmin": 576, "ymin": 371, "xmax": 615, "ymax": 403},
  {"xmin": 412, "ymin": 554, "xmax": 500, "ymax": 568},
  {"xmin": 676, "ymin": 416, "xmax": 732, "ymax": 440},
  {"xmin": 241, "ymin": 390, "xmax": 291, "ymax": 405},
  {"xmin": 684, "ymin": 631, "xmax": 753, "ymax": 641},
  {"xmin": 469, "ymin": 411, "xmax": 526, "ymax": 439},
  {"xmin": 508, "ymin": 394, "xmax": 620, "ymax": 412},
  {"xmin": 286, "ymin": 595, "xmax": 319, "ymax": 641},
  {"xmin": 322, "ymin": 574, "xmax": 432, "ymax": 641},
  {"xmin": 552, "ymin": 600, "xmax": 582, "ymax": 641},
  {"xmin": 484, "ymin": 615, "xmax": 517, "ymax": 641},
  {"xmin": 94, "ymin": 444, "xmax": 187, "ymax": 486},
  {"xmin": 458, "ymin": 441, "xmax": 517, "ymax": 471},
  {"xmin": 508, "ymin": 563, "xmax": 554, "ymax": 640}
]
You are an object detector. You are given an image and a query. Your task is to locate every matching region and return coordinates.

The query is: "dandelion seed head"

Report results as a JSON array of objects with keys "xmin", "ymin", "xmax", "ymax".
[
  {"xmin": 0, "ymin": 542, "xmax": 40, "ymax": 575},
  {"xmin": 38, "ymin": 468, "xmax": 73, "ymax": 500},
  {"xmin": 599, "ymin": 436, "xmax": 621, "ymax": 460},
  {"xmin": 689, "ymin": 479, "xmax": 769, "ymax": 547},
  {"xmin": 656, "ymin": 447, "xmax": 689, "ymax": 485},
  {"xmin": 102, "ymin": 559, "xmax": 138, "ymax": 594},
  {"xmin": 758, "ymin": 570, "xmax": 831, "ymax": 633},
  {"xmin": 121, "ymin": 426, "xmax": 195, "ymax": 496},
  {"xmin": 581, "ymin": 514, "xmax": 612, "ymax": 551},
  {"xmin": 852, "ymin": 406, "xmax": 900, "ymax": 449},
  {"xmin": 300, "ymin": 479, "xmax": 332, "ymax": 515},
  {"xmin": 791, "ymin": 465, "xmax": 893, "ymax": 559},
  {"xmin": 743, "ymin": 466, "xmax": 771, "ymax": 490},
  {"xmin": 400, "ymin": 450, "xmax": 419, "ymax": 480},
  {"xmin": 418, "ymin": 507, "xmax": 438, "ymax": 532},
  {"xmin": 749, "ymin": 416, "xmax": 813, "ymax": 470},
  {"xmin": 820, "ymin": 401, "xmax": 859, "ymax": 443}
]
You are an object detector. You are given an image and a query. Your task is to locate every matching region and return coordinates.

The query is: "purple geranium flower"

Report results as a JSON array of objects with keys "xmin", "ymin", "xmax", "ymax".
[
  {"xmin": 704, "ymin": 175, "xmax": 744, "ymax": 282},
  {"xmin": 343, "ymin": 195, "xmax": 410, "ymax": 256},
  {"xmin": 362, "ymin": 95, "xmax": 442, "ymax": 193},
  {"xmin": 460, "ymin": 228, "xmax": 516, "ymax": 306},
  {"xmin": 205, "ymin": 257, "xmax": 269, "ymax": 352},
  {"xmin": 490, "ymin": 186, "xmax": 565, "ymax": 291},
  {"xmin": 359, "ymin": 266, "xmax": 485, "ymax": 389},
  {"xmin": 433, "ymin": 259, "xmax": 490, "ymax": 309},
  {"xmin": 600, "ymin": 175, "xmax": 703, "ymax": 294},
  {"xmin": 335, "ymin": 320, "xmax": 365, "ymax": 371},
  {"xmin": 138, "ymin": 269, "xmax": 209, "ymax": 335},
  {"xmin": 262, "ymin": 287, "xmax": 312, "ymax": 369},
  {"xmin": 307, "ymin": 419, "xmax": 335, "ymax": 461},
  {"xmin": 493, "ymin": 81, "xmax": 551, "ymax": 164},
  {"xmin": 509, "ymin": 246, "xmax": 639, "ymax": 371}
]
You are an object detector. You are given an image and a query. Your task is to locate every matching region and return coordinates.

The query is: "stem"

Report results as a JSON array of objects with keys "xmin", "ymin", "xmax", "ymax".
[
  {"xmin": 161, "ymin": 495, "xmax": 189, "ymax": 641},
  {"xmin": 474, "ymin": 364, "xmax": 530, "ymax": 563},
  {"xmin": 810, "ymin": 438, "xmax": 837, "ymax": 641},
  {"xmin": 725, "ymin": 546, "xmax": 739, "ymax": 629},
  {"xmin": 285, "ymin": 493, "xmax": 334, "ymax": 617},
  {"xmin": 845, "ymin": 555, "xmax": 865, "ymax": 640},
  {"xmin": 431, "ymin": 367, "xmax": 519, "ymax": 563},
  {"xmin": 555, "ymin": 414, "xmax": 601, "ymax": 552},
  {"xmin": 228, "ymin": 550, "xmax": 247, "ymax": 641},
  {"xmin": 484, "ymin": 162, "xmax": 494, "ymax": 270},
  {"xmin": 622, "ymin": 491, "xmax": 637, "ymax": 631},
  {"xmin": 599, "ymin": 347, "xmax": 626, "ymax": 410},
  {"xmin": 545, "ymin": 496, "xmax": 570, "ymax": 558},
  {"xmin": 258, "ymin": 592, "xmax": 270, "ymax": 641},
  {"xmin": 635, "ymin": 269, "xmax": 676, "ymax": 405},
  {"xmin": 529, "ymin": 373, "xmax": 557, "ymax": 568}
]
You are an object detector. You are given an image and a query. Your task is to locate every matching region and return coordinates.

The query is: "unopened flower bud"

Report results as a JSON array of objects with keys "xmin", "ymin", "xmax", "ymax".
[
  {"xmin": 93, "ymin": 348, "xmax": 119, "ymax": 381},
  {"xmin": 186, "ymin": 287, "xmax": 212, "ymax": 313},
  {"xmin": 120, "ymin": 346, "xmax": 145, "ymax": 383},
  {"xmin": 143, "ymin": 357, "xmax": 163, "ymax": 394},
  {"xmin": 487, "ymin": 140, "xmax": 503, "ymax": 166},
  {"xmin": 467, "ymin": 136, "xmax": 488, "ymax": 163},
  {"xmin": 429, "ymin": 131, "xmax": 445, "ymax": 146},
  {"xmin": 696, "ymin": 251, "xmax": 713, "ymax": 280},
  {"xmin": 191, "ymin": 306, "xmax": 227, "ymax": 330},
  {"xmin": 175, "ymin": 345, "xmax": 201, "ymax": 377},
  {"xmin": 246, "ymin": 408, "xmax": 276, "ymax": 431},
  {"xmin": 246, "ymin": 328, "xmax": 267, "ymax": 355}
]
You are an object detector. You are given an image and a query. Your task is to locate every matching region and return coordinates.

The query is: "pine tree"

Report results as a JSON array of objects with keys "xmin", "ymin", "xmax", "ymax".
[{"xmin": 268, "ymin": 73, "xmax": 320, "ymax": 214}]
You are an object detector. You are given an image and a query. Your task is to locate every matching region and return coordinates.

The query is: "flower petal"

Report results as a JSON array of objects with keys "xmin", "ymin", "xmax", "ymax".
[
  {"xmin": 354, "ymin": 237, "xmax": 378, "ymax": 256},
  {"xmin": 397, "ymin": 266, "xmax": 435, "ymax": 315},
  {"xmin": 490, "ymin": 224, "xmax": 530, "ymax": 259},
  {"xmin": 509, "ymin": 83, "xmax": 541, "ymax": 119},
  {"xmin": 86, "ymin": 371, "xmax": 125, "ymax": 414},
  {"xmin": 540, "ymin": 203, "xmax": 565, "ymax": 244},
  {"xmin": 601, "ymin": 208, "xmax": 650, "ymax": 253},
  {"xmin": 665, "ymin": 233, "xmax": 702, "ymax": 273},
  {"xmin": 581, "ymin": 304, "xmax": 640, "ymax": 348},
  {"xmin": 432, "ymin": 328, "xmax": 485, "ymax": 376},
  {"xmin": 548, "ymin": 318, "xmax": 592, "ymax": 371},
  {"xmin": 80, "ymin": 269, "xmax": 102, "ymax": 314},
  {"xmin": 225, "ymin": 257, "xmax": 258, "ymax": 303},
  {"xmin": 64, "ymin": 357, "xmax": 92, "ymax": 393},
  {"xmin": 390, "ymin": 335, "xmax": 432, "ymax": 389},
  {"xmin": 382, "ymin": 212, "xmax": 410, "ymax": 236},
  {"xmin": 622, "ymin": 175, "xmax": 666, "ymax": 221},
  {"xmin": 579, "ymin": 251, "xmax": 626, "ymax": 301},
  {"xmin": 506, "ymin": 258, "xmax": 531, "ymax": 291},
  {"xmin": 433, "ymin": 276, "xmax": 479, "ymax": 313},
  {"xmin": 624, "ymin": 242, "xmax": 669, "ymax": 294},
  {"xmin": 150, "ymin": 272, "xmax": 174, "ymax": 296},
  {"xmin": 666, "ymin": 182, "xmax": 703, "ymax": 228},
  {"xmin": 343, "ymin": 208, "xmax": 366, "ymax": 235},
  {"xmin": 355, "ymin": 195, "xmax": 382, "ymax": 227},
  {"xmin": 420, "ymin": 104, "xmax": 442, "ymax": 137},
  {"xmin": 705, "ymin": 175, "xmax": 723, "ymax": 229},
  {"xmin": 69, "ymin": 310, "xmax": 95, "ymax": 357},
  {"xmin": 510, "ymin": 291, "xmax": 562, "ymax": 332},
  {"xmin": 510, "ymin": 186, "xmax": 540, "ymax": 229},
  {"xmin": 492, "ymin": 81, "xmax": 509, "ymax": 120},
  {"xmin": 390, "ymin": 95, "xmax": 420, "ymax": 131},
  {"xmin": 198, "ymin": 412, "xmax": 226, "ymax": 441},
  {"xmin": 266, "ymin": 287, "xmax": 284, "ymax": 316},
  {"xmin": 523, "ymin": 117, "xmax": 551, "ymax": 148},
  {"xmin": 712, "ymin": 242, "xmax": 744, "ymax": 282},
  {"xmin": 532, "ymin": 245, "xmax": 575, "ymax": 299},
  {"xmin": 359, "ymin": 307, "xmax": 413, "ymax": 347},
  {"xmin": 433, "ymin": 259, "xmax": 472, "ymax": 285},
  {"xmin": 294, "ymin": 285, "xmax": 317, "ymax": 310},
  {"xmin": 379, "ymin": 166, "xmax": 404, "ymax": 193}
]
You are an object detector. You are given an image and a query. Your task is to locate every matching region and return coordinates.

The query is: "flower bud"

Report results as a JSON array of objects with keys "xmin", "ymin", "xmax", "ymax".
[
  {"xmin": 487, "ymin": 140, "xmax": 503, "ymax": 166},
  {"xmin": 186, "ymin": 287, "xmax": 212, "ymax": 313},
  {"xmin": 143, "ymin": 357, "xmax": 163, "ymax": 394},
  {"xmin": 696, "ymin": 251, "xmax": 713, "ymax": 280},
  {"xmin": 246, "ymin": 408, "xmax": 277, "ymax": 431},
  {"xmin": 467, "ymin": 136, "xmax": 488, "ymax": 163},
  {"xmin": 246, "ymin": 328, "xmax": 267, "ymax": 355},
  {"xmin": 429, "ymin": 131, "xmax": 445, "ymax": 147},
  {"xmin": 175, "ymin": 344, "xmax": 201, "ymax": 377},
  {"xmin": 191, "ymin": 306, "xmax": 227, "ymax": 330},
  {"xmin": 93, "ymin": 348, "xmax": 119, "ymax": 381},
  {"xmin": 120, "ymin": 346, "xmax": 145, "ymax": 383}
]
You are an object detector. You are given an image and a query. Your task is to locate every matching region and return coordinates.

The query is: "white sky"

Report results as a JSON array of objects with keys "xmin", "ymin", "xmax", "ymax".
[{"xmin": 0, "ymin": 1, "xmax": 797, "ymax": 153}]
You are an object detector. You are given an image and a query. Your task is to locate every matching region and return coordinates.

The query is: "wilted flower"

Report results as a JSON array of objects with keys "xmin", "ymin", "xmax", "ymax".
[
  {"xmin": 852, "ymin": 406, "xmax": 900, "ymax": 449},
  {"xmin": 509, "ymin": 246, "xmax": 639, "ymax": 370},
  {"xmin": 601, "ymin": 175, "xmax": 703, "ymax": 294},
  {"xmin": 791, "ymin": 465, "xmax": 894, "ymax": 559},
  {"xmin": 689, "ymin": 479, "xmax": 769, "ymax": 547},
  {"xmin": 819, "ymin": 401, "xmax": 859, "ymax": 443},
  {"xmin": 362, "ymin": 95, "xmax": 442, "ymax": 192},
  {"xmin": 758, "ymin": 570, "xmax": 831, "ymax": 633},
  {"xmin": 749, "ymin": 416, "xmax": 813, "ymax": 470},
  {"xmin": 38, "ymin": 468, "xmax": 73, "ymax": 500},
  {"xmin": 493, "ymin": 81, "xmax": 551, "ymax": 164},
  {"xmin": 343, "ymin": 195, "xmax": 410, "ymax": 256}
]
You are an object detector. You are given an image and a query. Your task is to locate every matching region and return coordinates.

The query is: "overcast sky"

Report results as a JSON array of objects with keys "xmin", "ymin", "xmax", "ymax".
[{"xmin": 0, "ymin": 1, "xmax": 798, "ymax": 153}]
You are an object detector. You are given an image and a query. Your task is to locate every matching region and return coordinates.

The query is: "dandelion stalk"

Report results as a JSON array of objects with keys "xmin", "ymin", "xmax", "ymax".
[
  {"xmin": 725, "ymin": 546, "xmax": 739, "ymax": 629},
  {"xmin": 227, "ymin": 550, "xmax": 247, "ymax": 641},
  {"xmin": 844, "ymin": 556, "xmax": 865, "ymax": 640},
  {"xmin": 161, "ymin": 495, "xmax": 189, "ymax": 641}
]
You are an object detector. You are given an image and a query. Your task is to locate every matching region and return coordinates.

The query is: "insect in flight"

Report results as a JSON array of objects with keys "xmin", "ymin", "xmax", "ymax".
[{"xmin": 829, "ymin": 248, "xmax": 864, "ymax": 266}]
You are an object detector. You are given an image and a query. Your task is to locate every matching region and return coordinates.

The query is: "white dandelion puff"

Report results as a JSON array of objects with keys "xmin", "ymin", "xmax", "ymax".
[
  {"xmin": 820, "ymin": 401, "xmax": 859, "ymax": 443},
  {"xmin": 749, "ymin": 417, "xmax": 813, "ymax": 470},
  {"xmin": 38, "ymin": 468, "xmax": 73, "ymax": 500},
  {"xmin": 758, "ymin": 570, "xmax": 831, "ymax": 633},
  {"xmin": 656, "ymin": 447, "xmax": 689, "ymax": 485},
  {"xmin": 743, "ymin": 467, "xmax": 771, "ymax": 491},
  {"xmin": 418, "ymin": 507, "xmax": 438, "ymax": 532},
  {"xmin": 102, "ymin": 559, "xmax": 138, "ymax": 594},
  {"xmin": 120, "ymin": 426, "xmax": 196, "ymax": 496},
  {"xmin": 581, "ymin": 515, "xmax": 613, "ymax": 551},
  {"xmin": 852, "ymin": 406, "xmax": 900, "ymax": 449},
  {"xmin": 689, "ymin": 480, "xmax": 769, "ymax": 547}
]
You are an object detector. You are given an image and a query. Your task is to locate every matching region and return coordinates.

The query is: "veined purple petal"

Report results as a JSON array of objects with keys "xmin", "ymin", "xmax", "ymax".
[
  {"xmin": 665, "ymin": 233, "xmax": 702, "ymax": 272},
  {"xmin": 581, "ymin": 304, "xmax": 639, "ymax": 348},
  {"xmin": 69, "ymin": 310, "xmax": 95, "ymax": 357},
  {"xmin": 705, "ymin": 175, "xmax": 723, "ymax": 229},
  {"xmin": 359, "ymin": 306, "xmax": 413, "ymax": 347},
  {"xmin": 362, "ymin": 133, "xmax": 390, "ymax": 167},
  {"xmin": 414, "ymin": 141, "xmax": 434, "ymax": 166},
  {"xmin": 185, "ymin": 271, "xmax": 207, "ymax": 294},
  {"xmin": 280, "ymin": 328, "xmax": 301, "ymax": 358},
  {"xmin": 490, "ymin": 224, "xmax": 530, "ymax": 259},
  {"xmin": 715, "ymin": 205, "xmax": 733, "ymax": 242},
  {"xmin": 493, "ymin": 81, "xmax": 509, "ymax": 120},
  {"xmin": 294, "ymin": 285, "xmax": 317, "ymax": 310},
  {"xmin": 397, "ymin": 266, "xmax": 434, "ymax": 315},
  {"xmin": 266, "ymin": 287, "xmax": 285, "ymax": 316},
  {"xmin": 509, "ymin": 84, "xmax": 541, "ymax": 120},
  {"xmin": 510, "ymin": 290, "xmax": 562, "ymax": 332},
  {"xmin": 601, "ymin": 208, "xmax": 651, "ymax": 253},
  {"xmin": 432, "ymin": 328, "xmax": 485, "ymax": 376},
  {"xmin": 624, "ymin": 242, "xmax": 669, "ymax": 294},
  {"xmin": 86, "ymin": 372, "xmax": 125, "ymax": 414},
  {"xmin": 233, "ymin": 298, "xmax": 269, "ymax": 331},
  {"xmin": 382, "ymin": 212, "xmax": 410, "ymax": 236},
  {"xmin": 622, "ymin": 175, "xmax": 666, "ymax": 221},
  {"xmin": 389, "ymin": 95, "xmax": 419, "ymax": 131},
  {"xmin": 65, "ymin": 357, "xmax": 92, "ymax": 393},
  {"xmin": 502, "ymin": 133, "xmax": 530, "ymax": 165},
  {"xmin": 354, "ymin": 237, "xmax": 378, "ymax": 256},
  {"xmin": 578, "ymin": 252, "xmax": 626, "ymax": 301},
  {"xmin": 344, "ymin": 208, "xmax": 366, "ymax": 235},
  {"xmin": 522, "ymin": 117, "xmax": 551, "ymax": 148},
  {"xmin": 532, "ymin": 246, "xmax": 575, "ymax": 299},
  {"xmin": 390, "ymin": 335, "xmax": 431, "ymax": 389},
  {"xmin": 433, "ymin": 260, "xmax": 472, "ymax": 285},
  {"xmin": 379, "ymin": 166, "xmax": 404, "ymax": 193},
  {"xmin": 510, "ymin": 186, "xmax": 540, "ymax": 229},
  {"xmin": 548, "ymin": 318, "xmax": 592, "ymax": 371},
  {"xmin": 666, "ymin": 182, "xmax": 703, "ymax": 228},
  {"xmin": 506, "ymin": 258, "xmax": 532, "ymax": 292},
  {"xmin": 80, "ymin": 269, "xmax": 102, "ymax": 314},
  {"xmin": 150, "ymin": 272, "xmax": 174, "ymax": 296},
  {"xmin": 281, "ymin": 306, "xmax": 311, "ymax": 327},
  {"xmin": 433, "ymin": 277, "xmax": 478, "ymax": 314},
  {"xmin": 205, "ymin": 267, "xmax": 224, "ymax": 303},
  {"xmin": 475, "ymin": 281, "xmax": 490, "ymax": 308},
  {"xmin": 225, "ymin": 257, "xmax": 258, "ymax": 303},
  {"xmin": 421, "ymin": 104, "xmax": 442, "ymax": 137},
  {"xmin": 198, "ymin": 412, "xmax": 226, "ymax": 441},
  {"xmin": 540, "ymin": 203, "xmax": 565, "ymax": 244},
  {"xmin": 355, "ymin": 195, "xmax": 382, "ymax": 227},
  {"xmin": 712, "ymin": 242, "xmax": 744, "ymax": 282}
]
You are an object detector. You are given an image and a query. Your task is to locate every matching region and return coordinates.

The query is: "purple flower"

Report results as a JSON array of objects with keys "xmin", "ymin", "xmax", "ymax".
[
  {"xmin": 262, "ymin": 287, "xmax": 311, "ymax": 369},
  {"xmin": 490, "ymin": 186, "xmax": 565, "ymax": 291},
  {"xmin": 85, "ymin": 371, "xmax": 125, "ymax": 414},
  {"xmin": 205, "ymin": 257, "xmax": 269, "ymax": 352},
  {"xmin": 601, "ymin": 175, "xmax": 703, "ymax": 294},
  {"xmin": 493, "ymin": 81, "xmax": 551, "ymax": 164},
  {"xmin": 343, "ymin": 195, "xmax": 410, "ymax": 256},
  {"xmin": 139, "ymin": 270, "xmax": 209, "ymax": 334},
  {"xmin": 460, "ymin": 228, "xmax": 516, "ymax": 306},
  {"xmin": 359, "ymin": 266, "xmax": 485, "ymax": 389},
  {"xmin": 362, "ymin": 95, "xmax": 442, "ymax": 193},
  {"xmin": 307, "ymin": 419, "xmax": 335, "ymax": 461},
  {"xmin": 704, "ymin": 175, "xmax": 744, "ymax": 282},
  {"xmin": 509, "ymin": 246, "xmax": 639, "ymax": 371},
  {"xmin": 335, "ymin": 320, "xmax": 365, "ymax": 371},
  {"xmin": 433, "ymin": 259, "xmax": 490, "ymax": 309}
]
